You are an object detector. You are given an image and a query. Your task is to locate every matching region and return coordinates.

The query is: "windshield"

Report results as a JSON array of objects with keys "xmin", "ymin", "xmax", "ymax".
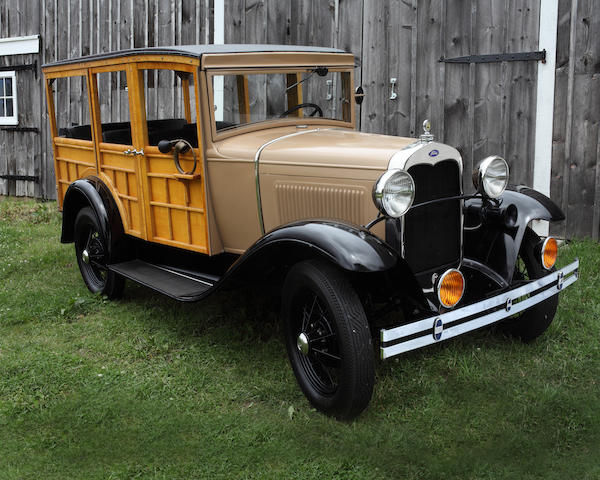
[{"xmin": 210, "ymin": 69, "xmax": 353, "ymax": 132}]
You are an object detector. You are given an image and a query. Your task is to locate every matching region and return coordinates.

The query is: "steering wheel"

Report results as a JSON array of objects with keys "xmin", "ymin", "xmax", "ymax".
[{"xmin": 279, "ymin": 102, "xmax": 323, "ymax": 118}]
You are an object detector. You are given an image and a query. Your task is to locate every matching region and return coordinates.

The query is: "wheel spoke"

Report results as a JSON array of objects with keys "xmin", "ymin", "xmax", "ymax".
[
  {"xmin": 90, "ymin": 260, "xmax": 107, "ymax": 270},
  {"xmin": 311, "ymin": 348, "xmax": 341, "ymax": 363},
  {"xmin": 309, "ymin": 332, "xmax": 334, "ymax": 343}
]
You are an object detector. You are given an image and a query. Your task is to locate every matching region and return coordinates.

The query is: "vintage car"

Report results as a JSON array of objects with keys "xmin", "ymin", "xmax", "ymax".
[{"xmin": 43, "ymin": 45, "xmax": 579, "ymax": 419}]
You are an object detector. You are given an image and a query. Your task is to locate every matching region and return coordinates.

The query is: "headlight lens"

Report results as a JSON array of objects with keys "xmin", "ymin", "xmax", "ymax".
[
  {"xmin": 372, "ymin": 169, "xmax": 415, "ymax": 217},
  {"xmin": 473, "ymin": 156, "xmax": 509, "ymax": 198}
]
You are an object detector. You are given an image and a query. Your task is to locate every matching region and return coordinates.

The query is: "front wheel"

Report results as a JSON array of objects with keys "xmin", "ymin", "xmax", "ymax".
[
  {"xmin": 74, "ymin": 207, "xmax": 124, "ymax": 299},
  {"xmin": 502, "ymin": 227, "xmax": 558, "ymax": 341},
  {"xmin": 281, "ymin": 260, "xmax": 374, "ymax": 419}
]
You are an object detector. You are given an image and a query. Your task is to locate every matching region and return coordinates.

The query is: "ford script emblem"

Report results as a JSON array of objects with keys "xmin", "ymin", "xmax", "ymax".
[
  {"xmin": 429, "ymin": 149, "xmax": 439, "ymax": 157},
  {"xmin": 433, "ymin": 318, "xmax": 443, "ymax": 341}
]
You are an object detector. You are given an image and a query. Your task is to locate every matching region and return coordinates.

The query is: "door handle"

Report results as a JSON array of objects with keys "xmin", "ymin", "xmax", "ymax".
[{"xmin": 123, "ymin": 148, "xmax": 144, "ymax": 156}]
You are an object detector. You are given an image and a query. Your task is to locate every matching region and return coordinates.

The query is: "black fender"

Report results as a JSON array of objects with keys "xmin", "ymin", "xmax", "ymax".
[
  {"xmin": 464, "ymin": 186, "xmax": 565, "ymax": 284},
  {"xmin": 60, "ymin": 177, "xmax": 124, "ymax": 254},
  {"xmin": 220, "ymin": 220, "xmax": 428, "ymax": 310}
]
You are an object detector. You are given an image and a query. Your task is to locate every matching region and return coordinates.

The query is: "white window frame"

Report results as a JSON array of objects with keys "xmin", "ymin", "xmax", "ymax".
[{"xmin": 0, "ymin": 71, "xmax": 18, "ymax": 126}]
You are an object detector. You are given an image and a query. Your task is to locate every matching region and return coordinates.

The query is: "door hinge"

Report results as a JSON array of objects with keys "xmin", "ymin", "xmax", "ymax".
[
  {"xmin": 440, "ymin": 50, "xmax": 546, "ymax": 64},
  {"xmin": 0, "ymin": 174, "xmax": 38, "ymax": 182}
]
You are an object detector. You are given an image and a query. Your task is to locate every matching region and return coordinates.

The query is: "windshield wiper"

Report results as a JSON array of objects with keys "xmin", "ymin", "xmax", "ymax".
[{"xmin": 285, "ymin": 66, "xmax": 329, "ymax": 92}]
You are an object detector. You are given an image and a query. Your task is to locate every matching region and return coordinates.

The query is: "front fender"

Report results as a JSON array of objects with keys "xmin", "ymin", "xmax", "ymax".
[
  {"xmin": 234, "ymin": 220, "xmax": 398, "ymax": 273},
  {"xmin": 464, "ymin": 186, "xmax": 565, "ymax": 284},
  {"xmin": 219, "ymin": 220, "xmax": 428, "ymax": 312}
]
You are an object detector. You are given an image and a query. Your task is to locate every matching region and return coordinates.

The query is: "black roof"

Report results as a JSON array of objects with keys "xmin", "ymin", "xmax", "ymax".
[{"xmin": 44, "ymin": 44, "xmax": 347, "ymax": 67}]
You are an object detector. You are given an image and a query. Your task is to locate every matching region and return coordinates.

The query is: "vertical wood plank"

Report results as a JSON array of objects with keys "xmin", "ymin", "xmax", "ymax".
[
  {"xmin": 504, "ymin": 0, "xmax": 540, "ymax": 187},
  {"xmin": 442, "ymin": 0, "xmax": 471, "ymax": 170},
  {"xmin": 386, "ymin": 0, "xmax": 415, "ymax": 136},
  {"xmin": 415, "ymin": 0, "xmax": 444, "ymax": 141},
  {"xmin": 360, "ymin": 0, "xmax": 386, "ymax": 134},
  {"xmin": 471, "ymin": 0, "xmax": 506, "ymax": 188}
]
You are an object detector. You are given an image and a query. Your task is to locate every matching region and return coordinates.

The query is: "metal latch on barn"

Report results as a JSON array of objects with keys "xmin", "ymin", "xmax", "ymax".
[{"xmin": 440, "ymin": 50, "xmax": 546, "ymax": 64}]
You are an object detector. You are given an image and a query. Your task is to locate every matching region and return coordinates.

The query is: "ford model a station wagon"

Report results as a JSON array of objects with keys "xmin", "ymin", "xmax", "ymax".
[{"xmin": 43, "ymin": 45, "xmax": 578, "ymax": 419}]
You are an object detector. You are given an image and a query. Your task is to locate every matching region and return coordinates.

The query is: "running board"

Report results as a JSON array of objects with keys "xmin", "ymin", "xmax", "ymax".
[{"xmin": 108, "ymin": 260, "xmax": 217, "ymax": 302}]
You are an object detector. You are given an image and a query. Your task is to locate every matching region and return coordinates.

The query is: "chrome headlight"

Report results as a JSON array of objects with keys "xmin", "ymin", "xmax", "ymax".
[
  {"xmin": 372, "ymin": 169, "xmax": 415, "ymax": 218},
  {"xmin": 473, "ymin": 156, "xmax": 509, "ymax": 198}
]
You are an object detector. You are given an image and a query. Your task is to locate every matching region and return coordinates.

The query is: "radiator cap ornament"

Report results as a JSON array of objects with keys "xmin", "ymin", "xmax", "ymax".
[{"xmin": 420, "ymin": 119, "xmax": 434, "ymax": 143}]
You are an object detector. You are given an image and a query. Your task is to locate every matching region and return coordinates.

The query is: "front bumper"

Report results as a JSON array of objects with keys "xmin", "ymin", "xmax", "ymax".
[{"xmin": 380, "ymin": 259, "xmax": 579, "ymax": 359}]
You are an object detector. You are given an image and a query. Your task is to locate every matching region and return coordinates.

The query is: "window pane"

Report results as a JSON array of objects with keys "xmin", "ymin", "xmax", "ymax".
[
  {"xmin": 5, "ymin": 98, "xmax": 13, "ymax": 116},
  {"xmin": 0, "ymin": 79, "xmax": 4, "ymax": 97},
  {"xmin": 96, "ymin": 70, "xmax": 131, "ymax": 144},
  {"xmin": 5, "ymin": 78, "xmax": 12, "ymax": 96},
  {"xmin": 54, "ymin": 75, "xmax": 92, "ymax": 140},
  {"xmin": 142, "ymin": 69, "xmax": 197, "ymax": 146},
  {"xmin": 0, "ymin": 99, "xmax": 5, "ymax": 117}
]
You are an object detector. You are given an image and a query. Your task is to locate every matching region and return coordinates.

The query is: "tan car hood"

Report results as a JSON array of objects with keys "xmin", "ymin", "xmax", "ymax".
[{"xmin": 213, "ymin": 127, "xmax": 416, "ymax": 171}]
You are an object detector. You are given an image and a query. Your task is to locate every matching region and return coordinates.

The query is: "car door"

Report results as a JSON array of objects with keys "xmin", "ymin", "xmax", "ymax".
[{"xmin": 133, "ymin": 64, "xmax": 209, "ymax": 254}]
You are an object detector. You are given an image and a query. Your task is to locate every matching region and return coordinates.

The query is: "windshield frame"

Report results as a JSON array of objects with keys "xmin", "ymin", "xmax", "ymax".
[{"xmin": 204, "ymin": 66, "xmax": 356, "ymax": 141}]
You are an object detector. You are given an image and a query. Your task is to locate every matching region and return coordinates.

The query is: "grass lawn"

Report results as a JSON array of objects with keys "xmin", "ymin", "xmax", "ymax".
[{"xmin": 0, "ymin": 196, "xmax": 599, "ymax": 479}]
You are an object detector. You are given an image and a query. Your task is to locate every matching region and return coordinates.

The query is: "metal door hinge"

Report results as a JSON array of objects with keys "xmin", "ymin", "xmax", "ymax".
[
  {"xmin": 440, "ymin": 50, "xmax": 546, "ymax": 64},
  {"xmin": 0, "ymin": 174, "xmax": 38, "ymax": 182}
]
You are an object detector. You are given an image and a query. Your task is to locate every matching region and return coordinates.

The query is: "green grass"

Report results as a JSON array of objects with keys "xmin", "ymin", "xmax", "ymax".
[{"xmin": 1, "ymin": 196, "xmax": 599, "ymax": 479}]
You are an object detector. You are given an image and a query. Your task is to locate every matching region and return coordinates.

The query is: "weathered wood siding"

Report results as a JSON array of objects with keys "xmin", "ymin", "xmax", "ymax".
[
  {"xmin": 0, "ymin": 0, "xmax": 42, "ymax": 198},
  {"xmin": 0, "ymin": 0, "xmax": 597, "ymax": 239},
  {"xmin": 226, "ymin": 0, "xmax": 542, "ymax": 195},
  {"xmin": 551, "ymin": 0, "xmax": 600, "ymax": 239}
]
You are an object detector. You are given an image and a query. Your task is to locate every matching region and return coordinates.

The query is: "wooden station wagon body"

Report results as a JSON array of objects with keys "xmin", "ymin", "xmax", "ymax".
[{"xmin": 43, "ymin": 45, "xmax": 579, "ymax": 419}]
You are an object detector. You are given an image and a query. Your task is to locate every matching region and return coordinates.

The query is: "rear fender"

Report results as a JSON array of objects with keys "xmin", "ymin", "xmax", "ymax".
[
  {"xmin": 464, "ymin": 186, "xmax": 565, "ymax": 284},
  {"xmin": 61, "ymin": 177, "xmax": 124, "ymax": 252}
]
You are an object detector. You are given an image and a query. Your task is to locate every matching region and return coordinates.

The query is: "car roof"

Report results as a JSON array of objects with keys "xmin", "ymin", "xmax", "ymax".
[{"xmin": 44, "ymin": 44, "xmax": 347, "ymax": 68}]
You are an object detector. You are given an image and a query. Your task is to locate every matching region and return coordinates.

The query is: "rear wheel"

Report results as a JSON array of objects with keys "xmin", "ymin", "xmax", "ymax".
[
  {"xmin": 502, "ymin": 227, "xmax": 558, "ymax": 341},
  {"xmin": 281, "ymin": 260, "xmax": 374, "ymax": 419},
  {"xmin": 74, "ymin": 207, "xmax": 124, "ymax": 298}
]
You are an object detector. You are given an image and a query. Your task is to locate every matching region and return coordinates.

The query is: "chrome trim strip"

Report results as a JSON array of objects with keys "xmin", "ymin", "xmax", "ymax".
[
  {"xmin": 154, "ymin": 264, "xmax": 214, "ymax": 287},
  {"xmin": 254, "ymin": 129, "xmax": 326, "ymax": 235},
  {"xmin": 380, "ymin": 259, "xmax": 579, "ymax": 359}
]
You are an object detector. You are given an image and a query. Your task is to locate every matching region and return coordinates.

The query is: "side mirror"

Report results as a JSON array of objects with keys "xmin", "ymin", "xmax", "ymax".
[{"xmin": 354, "ymin": 86, "xmax": 365, "ymax": 105}]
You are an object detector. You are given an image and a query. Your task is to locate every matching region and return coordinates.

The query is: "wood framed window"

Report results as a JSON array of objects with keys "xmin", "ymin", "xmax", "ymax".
[{"xmin": 0, "ymin": 71, "xmax": 18, "ymax": 125}]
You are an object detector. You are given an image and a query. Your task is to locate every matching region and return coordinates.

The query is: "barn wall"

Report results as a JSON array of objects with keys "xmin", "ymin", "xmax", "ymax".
[
  {"xmin": 226, "ymin": 0, "xmax": 542, "ymax": 195},
  {"xmin": 551, "ymin": 0, "xmax": 600, "ymax": 239},
  {"xmin": 0, "ymin": 1, "xmax": 42, "ymax": 198}
]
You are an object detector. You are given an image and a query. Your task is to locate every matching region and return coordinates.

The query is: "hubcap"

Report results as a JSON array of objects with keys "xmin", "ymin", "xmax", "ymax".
[
  {"xmin": 297, "ymin": 332, "xmax": 310, "ymax": 356},
  {"xmin": 82, "ymin": 249, "xmax": 90, "ymax": 264}
]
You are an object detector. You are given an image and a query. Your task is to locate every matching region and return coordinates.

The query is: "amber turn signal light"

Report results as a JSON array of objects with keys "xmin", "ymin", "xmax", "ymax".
[
  {"xmin": 437, "ymin": 269, "xmax": 465, "ymax": 308},
  {"xmin": 541, "ymin": 237, "xmax": 558, "ymax": 270}
]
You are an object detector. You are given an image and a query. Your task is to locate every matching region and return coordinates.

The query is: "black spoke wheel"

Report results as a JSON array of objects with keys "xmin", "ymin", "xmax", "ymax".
[
  {"xmin": 282, "ymin": 260, "xmax": 374, "ymax": 419},
  {"xmin": 74, "ymin": 207, "xmax": 124, "ymax": 298},
  {"xmin": 502, "ymin": 227, "xmax": 558, "ymax": 341}
]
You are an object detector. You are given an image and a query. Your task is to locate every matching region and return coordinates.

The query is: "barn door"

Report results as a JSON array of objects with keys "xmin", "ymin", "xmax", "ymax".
[{"xmin": 359, "ymin": 0, "xmax": 542, "ymax": 192}]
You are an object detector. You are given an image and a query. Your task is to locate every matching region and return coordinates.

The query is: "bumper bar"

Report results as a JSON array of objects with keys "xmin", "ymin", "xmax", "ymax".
[{"xmin": 380, "ymin": 259, "xmax": 579, "ymax": 359}]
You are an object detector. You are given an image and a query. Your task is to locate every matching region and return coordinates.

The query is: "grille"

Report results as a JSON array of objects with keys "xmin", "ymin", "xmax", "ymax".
[{"xmin": 403, "ymin": 159, "xmax": 462, "ymax": 275}]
